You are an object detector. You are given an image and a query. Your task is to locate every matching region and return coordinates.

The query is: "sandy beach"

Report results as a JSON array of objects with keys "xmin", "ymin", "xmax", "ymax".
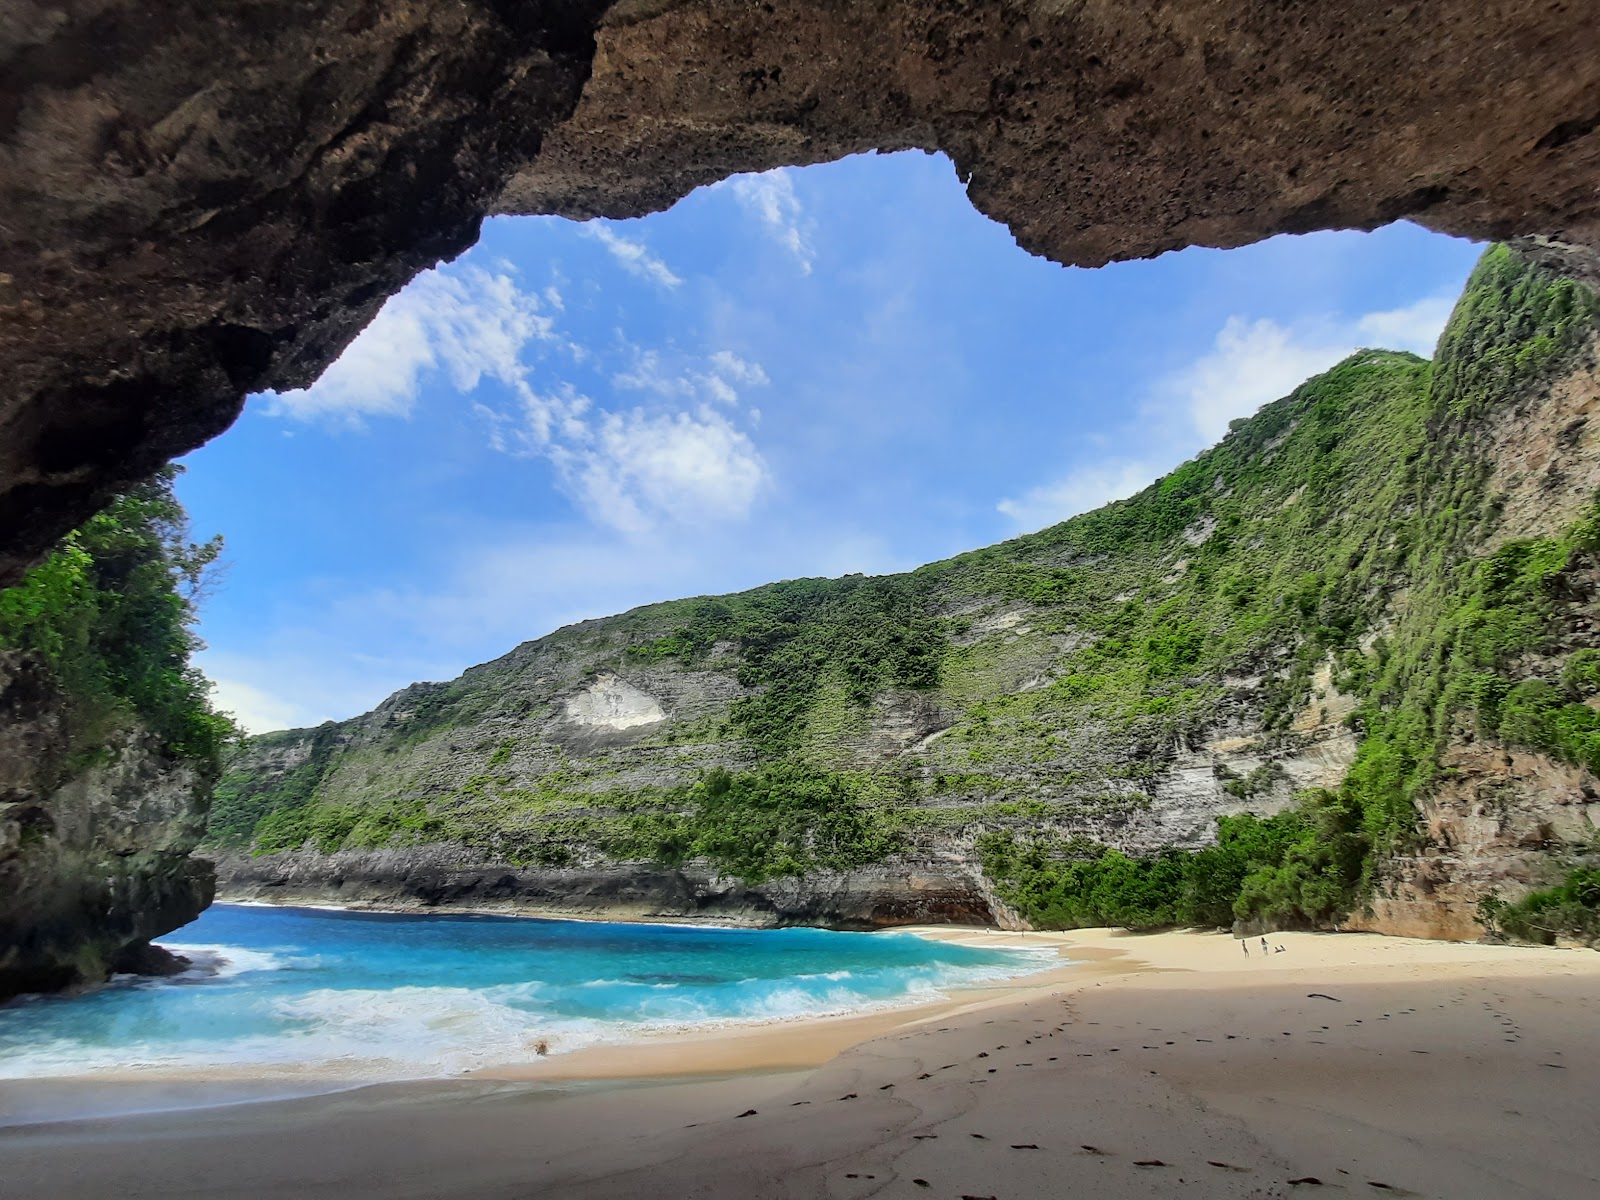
[{"xmin": 2, "ymin": 927, "xmax": 1597, "ymax": 1199}]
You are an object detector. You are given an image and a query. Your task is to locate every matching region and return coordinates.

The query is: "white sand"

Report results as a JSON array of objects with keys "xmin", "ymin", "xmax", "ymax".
[{"xmin": 2, "ymin": 928, "xmax": 1596, "ymax": 1199}]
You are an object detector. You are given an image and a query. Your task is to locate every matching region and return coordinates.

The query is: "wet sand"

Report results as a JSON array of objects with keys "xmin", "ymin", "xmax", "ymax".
[{"xmin": 2, "ymin": 928, "xmax": 1596, "ymax": 1199}]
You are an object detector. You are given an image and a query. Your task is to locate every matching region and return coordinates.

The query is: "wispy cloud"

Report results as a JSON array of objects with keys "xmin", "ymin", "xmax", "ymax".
[
  {"xmin": 996, "ymin": 459, "xmax": 1161, "ymax": 532},
  {"xmin": 205, "ymin": 673, "xmax": 318, "ymax": 735},
  {"xmin": 613, "ymin": 345, "xmax": 771, "ymax": 409},
  {"xmin": 1160, "ymin": 290, "xmax": 1457, "ymax": 443},
  {"xmin": 725, "ymin": 169, "xmax": 815, "ymax": 274},
  {"xmin": 557, "ymin": 407, "xmax": 770, "ymax": 535},
  {"xmin": 259, "ymin": 258, "xmax": 772, "ymax": 538},
  {"xmin": 262, "ymin": 267, "xmax": 554, "ymax": 425},
  {"xmin": 584, "ymin": 222, "xmax": 683, "ymax": 288},
  {"xmin": 1160, "ymin": 316, "xmax": 1363, "ymax": 444},
  {"xmin": 1356, "ymin": 293, "xmax": 1457, "ymax": 354},
  {"xmin": 997, "ymin": 289, "xmax": 1460, "ymax": 530}
]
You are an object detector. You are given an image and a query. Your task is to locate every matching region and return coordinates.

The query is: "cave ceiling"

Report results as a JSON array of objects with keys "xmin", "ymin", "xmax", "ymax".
[{"xmin": 3, "ymin": 0, "xmax": 1599, "ymax": 583}]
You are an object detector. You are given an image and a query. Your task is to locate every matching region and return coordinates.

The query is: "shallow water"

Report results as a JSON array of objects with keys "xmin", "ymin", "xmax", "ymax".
[{"xmin": 0, "ymin": 904, "xmax": 1054, "ymax": 1082}]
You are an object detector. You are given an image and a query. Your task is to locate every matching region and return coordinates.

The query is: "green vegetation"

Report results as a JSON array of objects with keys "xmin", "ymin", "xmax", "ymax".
[
  {"xmin": 980, "ymin": 788, "xmax": 1367, "ymax": 929},
  {"xmin": 1484, "ymin": 870, "xmax": 1600, "ymax": 945},
  {"xmin": 0, "ymin": 467, "xmax": 235, "ymax": 774},
  {"xmin": 631, "ymin": 577, "xmax": 946, "ymax": 755},
  {"xmin": 658, "ymin": 764, "xmax": 901, "ymax": 883},
  {"xmin": 207, "ymin": 724, "xmax": 342, "ymax": 849},
  {"xmin": 212, "ymin": 246, "xmax": 1600, "ymax": 936}
]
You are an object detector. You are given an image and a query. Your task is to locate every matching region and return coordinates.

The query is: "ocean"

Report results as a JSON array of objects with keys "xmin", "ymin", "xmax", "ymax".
[{"xmin": 0, "ymin": 903, "xmax": 1055, "ymax": 1083}]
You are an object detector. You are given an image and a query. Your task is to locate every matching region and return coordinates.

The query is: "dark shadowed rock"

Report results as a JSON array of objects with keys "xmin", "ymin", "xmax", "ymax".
[
  {"xmin": 0, "ymin": 651, "xmax": 215, "ymax": 1002},
  {"xmin": 6, "ymin": 0, "xmax": 1600, "ymax": 582}
]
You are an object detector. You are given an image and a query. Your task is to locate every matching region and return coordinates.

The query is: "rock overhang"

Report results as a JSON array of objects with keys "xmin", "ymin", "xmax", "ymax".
[{"xmin": 4, "ymin": 0, "xmax": 1600, "ymax": 583}]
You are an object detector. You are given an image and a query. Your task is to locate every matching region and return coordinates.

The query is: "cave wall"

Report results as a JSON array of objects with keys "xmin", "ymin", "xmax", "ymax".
[
  {"xmin": 5, "ymin": 0, "xmax": 1600, "ymax": 586},
  {"xmin": 0, "ymin": 651, "xmax": 215, "ymax": 1001}
]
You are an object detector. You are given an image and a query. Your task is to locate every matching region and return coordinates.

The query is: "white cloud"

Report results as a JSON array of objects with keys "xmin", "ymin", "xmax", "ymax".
[
  {"xmin": 205, "ymin": 674, "xmax": 314, "ymax": 735},
  {"xmin": 263, "ymin": 256, "xmax": 771, "ymax": 538},
  {"xmin": 998, "ymin": 288, "xmax": 1461, "ymax": 529},
  {"xmin": 997, "ymin": 459, "xmax": 1159, "ymax": 532},
  {"xmin": 584, "ymin": 222, "xmax": 683, "ymax": 289},
  {"xmin": 709, "ymin": 350, "xmax": 769, "ymax": 386},
  {"xmin": 726, "ymin": 169, "xmax": 815, "ymax": 273},
  {"xmin": 560, "ymin": 408, "xmax": 770, "ymax": 535},
  {"xmin": 1162, "ymin": 316, "xmax": 1361, "ymax": 443},
  {"xmin": 613, "ymin": 345, "xmax": 770, "ymax": 410},
  {"xmin": 1156, "ymin": 290, "xmax": 1459, "ymax": 444},
  {"xmin": 1356, "ymin": 293, "xmax": 1457, "ymax": 355},
  {"xmin": 263, "ymin": 267, "xmax": 554, "ymax": 425}
]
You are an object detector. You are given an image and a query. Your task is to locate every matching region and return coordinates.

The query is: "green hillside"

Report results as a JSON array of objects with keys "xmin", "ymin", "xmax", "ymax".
[{"xmin": 210, "ymin": 246, "xmax": 1600, "ymax": 934}]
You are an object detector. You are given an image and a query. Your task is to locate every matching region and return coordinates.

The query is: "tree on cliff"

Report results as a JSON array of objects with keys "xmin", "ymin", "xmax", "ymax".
[{"xmin": 0, "ymin": 466, "xmax": 236, "ymax": 774}]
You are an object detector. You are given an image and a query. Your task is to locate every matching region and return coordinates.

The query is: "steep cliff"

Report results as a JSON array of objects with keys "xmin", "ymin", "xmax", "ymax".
[
  {"xmin": 0, "ymin": 471, "xmax": 231, "ymax": 1000},
  {"xmin": 213, "ymin": 248, "xmax": 1600, "ymax": 936}
]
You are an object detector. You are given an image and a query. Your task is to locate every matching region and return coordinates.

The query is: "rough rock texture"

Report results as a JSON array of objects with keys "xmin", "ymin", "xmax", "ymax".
[
  {"xmin": 0, "ymin": 651, "xmax": 214, "ymax": 1001},
  {"xmin": 214, "ymin": 846, "xmax": 997, "ymax": 929},
  {"xmin": 1347, "ymin": 740, "xmax": 1600, "ymax": 941},
  {"xmin": 6, "ymin": 0, "xmax": 1600, "ymax": 584},
  {"xmin": 208, "ymin": 272, "xmax": 1600, "ymax": 937}
]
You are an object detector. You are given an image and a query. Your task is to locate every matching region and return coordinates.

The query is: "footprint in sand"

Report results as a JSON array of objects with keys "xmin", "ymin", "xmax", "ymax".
[
  {"xmin": 1207, "ymin": 1161, "xmax": 1249, "ymax": 1172},
  {"xmin": 836, "ymin": 1094, "xmax": 858, "ymax": 1101},
  {"xmin": 735, "ymin": 1110, "xmax": 758, "ymax": 1118},
  {"xmin": 1010, "ymin": 1144, "xmax": 1040, "ymax": 1150},
  {"xmin": 912, "ymin": 1181, "xmax": 930, "ymax": 1189}
]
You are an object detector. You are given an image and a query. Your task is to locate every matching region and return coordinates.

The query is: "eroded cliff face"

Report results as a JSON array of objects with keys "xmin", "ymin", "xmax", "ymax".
[
  {"xmin": 209, "ymin": 253, "xmax": 1600, "ymax": 936},
  {"xmin": 6, "ymin": 0, "xmax": 1600, "ymax": 586},
  {"xmin": 215, "ymin": 848, "xmax": 998, "ymax": 930},
  {"xmin": 0, "ymin": 651, "xmax": 214, "ymax": 1000},
  {"xmin": 207, "ymin": 634, "xmax": 1355, "ymax": 928}
]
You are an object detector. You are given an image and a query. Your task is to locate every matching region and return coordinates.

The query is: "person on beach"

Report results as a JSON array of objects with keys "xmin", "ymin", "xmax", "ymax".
[
  {"xmin": 1242, "ymin": 939, "xmax": 1249, "ymax": 958},
  {"xmin": 1260, "ymin": 936, "xmax": 1270, "ymax": 955}
]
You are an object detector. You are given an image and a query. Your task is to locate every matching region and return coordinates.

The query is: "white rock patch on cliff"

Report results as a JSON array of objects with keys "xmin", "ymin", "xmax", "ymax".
[{"xmin": 563, "ymin": 674, "xmax": 666, "ymax": 730}]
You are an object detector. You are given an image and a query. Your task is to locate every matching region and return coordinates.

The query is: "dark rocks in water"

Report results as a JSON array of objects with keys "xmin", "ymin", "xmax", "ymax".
[
  {"xmin": 109, "ymin": 940, "xmax": 191, "ymax": 978},
  {"xmin": 212, "ymin": 848, "xmax": 998, "ymax": 931}
]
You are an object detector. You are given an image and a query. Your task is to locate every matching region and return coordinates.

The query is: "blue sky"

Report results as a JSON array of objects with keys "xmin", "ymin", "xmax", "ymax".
[{"xmin": 176, "ymin": 150, "xmax": 1483, "ymax": 733}]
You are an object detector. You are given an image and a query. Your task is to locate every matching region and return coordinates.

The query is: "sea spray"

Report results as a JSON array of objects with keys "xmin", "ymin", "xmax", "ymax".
[{"xmin": 0, "ymin": 903, "xmax": 1057, "ymax": 1083}]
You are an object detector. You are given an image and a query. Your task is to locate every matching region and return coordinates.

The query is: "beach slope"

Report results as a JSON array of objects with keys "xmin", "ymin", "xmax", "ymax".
[{"xmin": 2, "ymin": 929, "xmax": 1596, "ymax": 1199}]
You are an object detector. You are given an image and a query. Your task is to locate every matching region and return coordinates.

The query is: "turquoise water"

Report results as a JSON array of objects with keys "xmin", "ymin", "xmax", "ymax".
[{"xmin": 0, "ymin": 904, "xmax": 1053, "ymax": 1081}]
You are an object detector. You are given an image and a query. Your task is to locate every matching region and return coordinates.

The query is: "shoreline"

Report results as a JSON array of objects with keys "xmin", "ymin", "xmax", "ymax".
[
  {"xmin": 212, "ymin": 889, "xmax": 982, "ymax": 930},
  {"xmin": 3, "ymin": 928, "xmax": 1595, "ymax": 1198},
  {"xmin": 0, "ymin": 913, "xmax": 1083, "ymax": 1123},
  {"xmin": 9, "ymin": 895, "xmax": 1574, "ymax": 1100}
]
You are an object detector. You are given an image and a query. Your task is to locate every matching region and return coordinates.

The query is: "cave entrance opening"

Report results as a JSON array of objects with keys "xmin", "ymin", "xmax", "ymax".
[{"xmin": 169, "ymin": 149, "xmax": 1482, "ymax": 735}]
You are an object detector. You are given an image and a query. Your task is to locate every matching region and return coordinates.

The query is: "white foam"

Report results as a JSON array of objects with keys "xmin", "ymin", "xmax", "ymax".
[
  {"xmin": 0, "ymin": 924, "xmax": 1062, "ymax": 1085},
  {"xmin": 160, "ymin": 943, "xmax": 291, "ymax": 978}
]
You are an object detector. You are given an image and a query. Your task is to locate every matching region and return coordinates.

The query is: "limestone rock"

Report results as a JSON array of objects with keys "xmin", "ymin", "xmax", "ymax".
[{"xmin": 0, "ymin": 652, "xmax": 215, "ymax": 1001}]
